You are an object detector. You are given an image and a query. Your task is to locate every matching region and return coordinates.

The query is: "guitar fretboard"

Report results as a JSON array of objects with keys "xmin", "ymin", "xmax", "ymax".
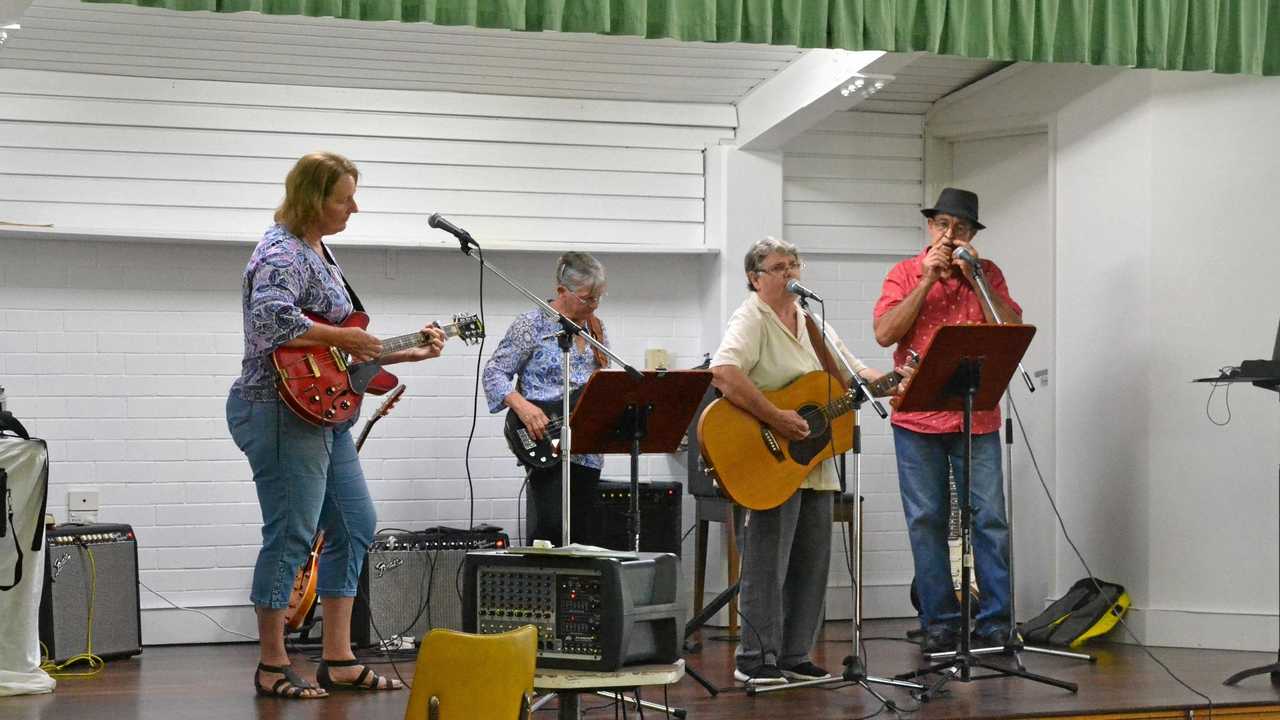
[
  {"xmin": 377, "ymin": 331, "xmax": 427, "ymax": 357},
  {"xmin": 376, "ymin": 323, "xmax": 463, "ymax": 358}
]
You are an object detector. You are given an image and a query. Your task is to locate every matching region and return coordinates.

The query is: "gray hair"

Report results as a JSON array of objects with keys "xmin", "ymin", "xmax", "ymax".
[
  {"xmin": 744, "ymin": 236, "xmax": 799, "ymax": 291},
  {"xmin": 556, "ymin": 252, "xmax": 606, "ymax": 291}
]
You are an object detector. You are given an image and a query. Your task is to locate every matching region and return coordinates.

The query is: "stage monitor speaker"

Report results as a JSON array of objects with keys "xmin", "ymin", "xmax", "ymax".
[
  {"xmin": 350, "ymin": 527, "xmax": 508, "ymax": 647},
  {"xmin": 40, "ymin": 523, "xmax": 142, "ymax": 664},
  {"xmin": 580, "ymin": 480, "xmax": 683, "ymax": 556}
]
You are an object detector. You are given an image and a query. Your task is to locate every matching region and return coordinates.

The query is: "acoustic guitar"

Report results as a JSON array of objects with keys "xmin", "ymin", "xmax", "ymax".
[
  {"xmin": 273, "ymin": 311, "xmax": 483, "ymax": 427},
  {"xmin": 284, "ymin": 384, "xmax": 406, "ymax": 633},
  {"xmin": 698, "ymin": 357, "xmax": 915, "ymax": 511}
]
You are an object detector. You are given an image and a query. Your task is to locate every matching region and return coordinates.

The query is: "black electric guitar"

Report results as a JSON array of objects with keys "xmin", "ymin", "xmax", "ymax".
[{"xmin": 503, "ymin": 388, "xmax": 581, "ymax": 470}]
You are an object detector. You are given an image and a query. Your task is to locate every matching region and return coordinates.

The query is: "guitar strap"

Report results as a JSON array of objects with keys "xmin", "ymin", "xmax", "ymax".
[
  {"xmin": 320, "ymin": 242, "xmax": 365, "ymax": 313},
  {"xmin": 803, "ymin": 313, "xmax": 848, "ymax": 390}
]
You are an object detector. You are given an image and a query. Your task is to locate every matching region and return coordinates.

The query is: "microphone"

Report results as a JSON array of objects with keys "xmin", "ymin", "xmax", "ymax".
[
  {"xmin": 785, "ymin": 279, "xmax": 823, "ymax": 303},
  {"xmin": 427, "ymin": 213, "xmax": 474, "ymax": 246},
  {"xmin": 953, "ymin": 246, "xmax": 983, "ymax": 275}
]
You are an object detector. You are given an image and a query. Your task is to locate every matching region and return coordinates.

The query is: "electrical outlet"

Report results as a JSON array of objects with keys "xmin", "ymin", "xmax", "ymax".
[
  {"xmin": 1034, "ymin": 369, "xmax": 1050, "ymax": 388},
  {"xmin": 67, "ymin": 490, "xmax": 99, "ymax": 524}
]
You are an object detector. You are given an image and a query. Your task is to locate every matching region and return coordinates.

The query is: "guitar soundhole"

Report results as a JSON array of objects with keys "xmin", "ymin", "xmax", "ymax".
[{"xmin": 798, "ymin": 403, "xmax": 828, "ymax": 436}]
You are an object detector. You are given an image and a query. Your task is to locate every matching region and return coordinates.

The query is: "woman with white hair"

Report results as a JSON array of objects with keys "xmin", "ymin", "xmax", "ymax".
[
  {"xmin": 482, "ymin": 252, "xmax": 610, "ymax": 544},
  {"xmin": 710, "ymin": 236, "xmax": 910, "ymax": 685}
]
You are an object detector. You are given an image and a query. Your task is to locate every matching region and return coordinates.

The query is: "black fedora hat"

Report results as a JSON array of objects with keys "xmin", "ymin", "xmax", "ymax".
[{"xmin": 921, "ymin": 187, "xmax": 985, "ymax": 230}]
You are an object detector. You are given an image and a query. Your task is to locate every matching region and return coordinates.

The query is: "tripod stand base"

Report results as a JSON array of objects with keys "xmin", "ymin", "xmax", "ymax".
[
  {"xmin": 749, "ymin": 653, "xmax": 925, "ymax": 696},
  {"xmin": 928, "ymin": 641, "xmax": 1095, "ymax": 663},
  {"xmin": 1224, "ymin": 653, "xmax": 1280, "ymax": 686},
  {"xmin": 896, "ymin": 651, "xmax": 1078, "ymax": 693}
]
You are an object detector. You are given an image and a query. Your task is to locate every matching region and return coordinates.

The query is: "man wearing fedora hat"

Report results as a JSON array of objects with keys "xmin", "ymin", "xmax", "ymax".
[{"xmin": 873, "ymin": 187, "xmax": 1023, "ymax": 654}]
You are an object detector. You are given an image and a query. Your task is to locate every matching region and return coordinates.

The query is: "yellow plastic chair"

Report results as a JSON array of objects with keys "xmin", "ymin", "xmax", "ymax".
[{"xmin": 404, "ymin": 625, "xmax": 537, "ymax": 720}]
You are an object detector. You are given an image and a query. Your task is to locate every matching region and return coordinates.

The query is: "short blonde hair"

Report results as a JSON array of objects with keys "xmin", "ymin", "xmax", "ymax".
[
  {"xmin": 274, "ymin": 152, "xmax": 359, "ymax": 238},
  {"xmin": 744, "ymin": 236, "xmax": 799, "ymax": 291}
]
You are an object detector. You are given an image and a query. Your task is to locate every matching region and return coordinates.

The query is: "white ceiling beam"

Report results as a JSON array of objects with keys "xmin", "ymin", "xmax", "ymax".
[{"xmin": 735, "ymin": 50, "xmax": 923, "ymax": 151}]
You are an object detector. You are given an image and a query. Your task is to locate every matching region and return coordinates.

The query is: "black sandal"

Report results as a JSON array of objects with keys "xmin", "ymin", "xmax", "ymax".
[
  {"xmin": 316, "ymin": 658, "xmax": 403, "ymax": 692},
  {"xmin": 254, "ymin": 662, "xmax": 328, "ymax": 699}
]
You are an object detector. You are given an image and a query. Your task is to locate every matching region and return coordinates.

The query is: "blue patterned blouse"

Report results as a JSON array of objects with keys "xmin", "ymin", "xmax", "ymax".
[
  {"xmin": 482, "ymin": 308, "xmax": 609, "ymax": 469},
  {"xmin": 231, "ymin": 223, "xmax": 354, "ymax": 401}
]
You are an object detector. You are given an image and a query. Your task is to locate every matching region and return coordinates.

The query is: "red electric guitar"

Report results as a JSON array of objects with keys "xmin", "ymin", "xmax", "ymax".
[{"xmin": 273, "ymin": 311, "xmax": 483, "ymax": 427}]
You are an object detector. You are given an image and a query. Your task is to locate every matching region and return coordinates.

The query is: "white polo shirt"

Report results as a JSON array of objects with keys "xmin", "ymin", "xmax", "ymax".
[{"xmin": 710, "ymin": 292, "xmax": 869, "ymax": 491}]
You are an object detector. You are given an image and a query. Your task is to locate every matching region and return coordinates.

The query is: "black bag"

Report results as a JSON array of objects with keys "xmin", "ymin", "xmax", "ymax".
[{"xmin": 1020, "ymin": 577, "xmax": 1129, "ymax": 648}]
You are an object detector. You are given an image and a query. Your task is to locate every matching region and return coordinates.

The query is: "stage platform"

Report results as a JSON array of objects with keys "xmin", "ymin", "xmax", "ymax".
[{"xmin": 5, "ymin": 618, "xmax": 1280, "ymax": 719}]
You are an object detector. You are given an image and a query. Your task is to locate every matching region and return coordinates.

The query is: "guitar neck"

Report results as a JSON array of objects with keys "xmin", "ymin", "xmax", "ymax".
[
  {"xmin": 864, "ymin": 369, "xmax": 905, "ymax": 398},
  {"xmin": 375, "ymin": 322, "xmax": 460, "ymax": 358}
]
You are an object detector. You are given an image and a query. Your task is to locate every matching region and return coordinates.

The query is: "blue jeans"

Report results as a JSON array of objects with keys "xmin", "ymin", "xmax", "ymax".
[
  {"xmin": 893, "ymin": 426, "xmax": 1009, "ymax": 635},
  {"xmin": 226, "ymin": 390, "xmax": 376, "ymax": 609}
]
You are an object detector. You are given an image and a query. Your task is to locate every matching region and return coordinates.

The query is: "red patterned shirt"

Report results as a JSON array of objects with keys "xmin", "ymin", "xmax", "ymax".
[{"xmin": 873, "ymin": 246, "xmax": 1022, "ymax": 434}]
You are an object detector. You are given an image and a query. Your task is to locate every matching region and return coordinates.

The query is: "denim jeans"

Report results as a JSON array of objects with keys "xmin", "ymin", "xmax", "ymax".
[
  {"xmin": 893, "ymin": 426, "xmax": 1009, "ymax": 635},
  {"xmin": 226, "ymin": 389, "xmax": 376, "ymax": 608}
]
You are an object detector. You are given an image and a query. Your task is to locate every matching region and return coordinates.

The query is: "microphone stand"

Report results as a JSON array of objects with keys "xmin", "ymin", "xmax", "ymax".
[
  {"xmin": 434, "ymin": 222, "xmax": 640, "ymax": 548},
  {"xmin": 752, "ymin": 299, "xmax": 924, "ymax": 703},
  {"xmin": 934, "ymin": 260, "xmax": 1093, "ymax": 667}
]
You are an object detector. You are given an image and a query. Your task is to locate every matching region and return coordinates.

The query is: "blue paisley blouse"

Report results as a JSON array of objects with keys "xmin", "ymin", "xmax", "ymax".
[
  {"xmin": 482, "ymin": 308, "xmax": 608, "ymax": 469},
  {"xmin": 232, "ymin": 223, "xmax": 354, "ymax": 401}
]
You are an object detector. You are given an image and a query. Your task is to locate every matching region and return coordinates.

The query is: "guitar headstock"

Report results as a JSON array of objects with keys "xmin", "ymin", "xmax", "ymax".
[
  {"xmin": 447, "ymin": 313, "xmax": 485, "ymax": 345},
  {"xmin": 374, "ymin": 384, "xmax": 406, "ymax": 418}
]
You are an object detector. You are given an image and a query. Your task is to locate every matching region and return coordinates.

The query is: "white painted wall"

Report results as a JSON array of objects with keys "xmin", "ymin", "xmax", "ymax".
[
  {"xmin": 0, "ymin": 69, "xmax": 732, "ymax": 251},
  {"xmin": 930, "ymin": 63, "xmax": 1280, "ymax": 650},
  {"xmin": 951, "ymin": 133, "xmax": 1056, "ymax": 619},
  {"xmin": 780, "ymin": 112, "xmax": 925, "ymax": 618}
]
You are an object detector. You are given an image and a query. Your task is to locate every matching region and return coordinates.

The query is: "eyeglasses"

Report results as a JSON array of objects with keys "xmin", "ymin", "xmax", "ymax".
[
  {"xmin": 756, "ymin": 261, "xmax": 805, "ymax": 276},
  {"xmin": 570, "ymin": 290, "xmax": 606, "ymax": 306},
  {"xmin": 931, "ymin": 217, "xmax": 975, "ymax": 238}
]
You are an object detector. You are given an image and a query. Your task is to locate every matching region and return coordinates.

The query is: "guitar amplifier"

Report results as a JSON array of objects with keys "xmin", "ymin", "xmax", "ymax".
[
  {"xmin": 350, "ymin": 527, "xmax": 508, "ymax": 647},
  {"xmin": 580, "ymin": 480, "xmax": 683, "ymax": 556},
  {"xmin": 463, "ymin": 550, "xmax": 682, "ymax": 671},
  {"xmin": 40, "ymin": 523, "xmax": 142, "ymax": 664}
]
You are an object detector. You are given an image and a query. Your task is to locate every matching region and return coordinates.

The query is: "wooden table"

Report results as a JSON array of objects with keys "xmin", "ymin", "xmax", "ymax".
[{"xmin": 534, "ymin": 659, "xmax": 685, "ymax": 719}]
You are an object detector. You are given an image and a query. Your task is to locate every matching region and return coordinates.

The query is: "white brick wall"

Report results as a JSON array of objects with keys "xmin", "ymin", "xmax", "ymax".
[{"xmin": 0, "ymin": 235, "xmax": 708, "ymax": 638}]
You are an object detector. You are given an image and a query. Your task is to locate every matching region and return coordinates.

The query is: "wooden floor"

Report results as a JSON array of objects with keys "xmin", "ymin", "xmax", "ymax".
[{"xmin": 6, "ymin": 619, "xmax": 1280, "ymax": 720}]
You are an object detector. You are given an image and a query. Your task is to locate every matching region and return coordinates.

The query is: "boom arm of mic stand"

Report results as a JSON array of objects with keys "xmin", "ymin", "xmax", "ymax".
[
  {"xmin": 969, "ymin": 265, "xmax": 1036, "ymax": 393},
  {"xmin": 801, "ymin": 304, "xmax": 887, "ymax": 418}
]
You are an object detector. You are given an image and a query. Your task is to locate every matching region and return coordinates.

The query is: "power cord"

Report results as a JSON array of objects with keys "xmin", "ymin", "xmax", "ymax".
[
  {"xmin": 462, "ymin": 240, "xmax": 488, "ymax": 535},
  {"xmin": 41, "ymin": 543, "xmax": 104, "ymax": 678},
  {"xmin": 1008, "ymin": 392, "xmax": 1214, "ymax": 714},
  {"xmin": 1205, "ymin": 366, "xmax": 1234, "ymax": 426}
]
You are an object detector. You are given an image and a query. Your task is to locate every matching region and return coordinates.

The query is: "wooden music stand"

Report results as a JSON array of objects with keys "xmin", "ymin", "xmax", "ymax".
[
  {"xmin": 570, "ymin": 369, "xmax": 713, "ymax": 552},
  {"xmin": 892, "ymin": 324, "xmax": 1075, "ymax": 694}
]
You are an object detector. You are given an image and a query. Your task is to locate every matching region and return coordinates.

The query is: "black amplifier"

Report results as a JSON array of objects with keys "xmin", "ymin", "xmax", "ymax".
[
  {"xmin": 40, "ymin": 523, "xmax": 142, "ymax": 663},
  {"xmin": 350, "ymin": 527, "xmax": 508, "ymax": 646},
  {"xmin": 462, "ymin": 550, "xmax": 682, "ymax": 671}
]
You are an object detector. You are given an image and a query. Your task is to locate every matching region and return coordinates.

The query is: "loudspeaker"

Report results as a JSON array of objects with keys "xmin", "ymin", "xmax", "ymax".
[
  {"xmin": 350, "ymin": 528, "xmax": 508, "ymax": 647},
  {"xmin": 581, "ymin": 480, "xmax": 683, "ymax": 556},
  {"xmin": 39, "ymin": 524, "xmax": 142, "ymax": 664}
]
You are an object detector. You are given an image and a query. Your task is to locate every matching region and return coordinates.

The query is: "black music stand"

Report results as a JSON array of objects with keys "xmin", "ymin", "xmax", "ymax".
[
  {"xmin": 892, "ymin": 324, "xmax": 1076, "ymax": 693},
  {"xmin": 570, "ymin": 369, "xmax": 712, "ymax": 553},
  {"xmin": 1194, "ymin": 368, "xmax": 1280, "ymax": 686}
]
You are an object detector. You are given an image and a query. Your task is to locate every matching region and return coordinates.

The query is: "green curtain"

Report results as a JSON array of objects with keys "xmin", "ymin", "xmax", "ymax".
[{"xmin": 84, "ymin": 0, "xmax": 1280, "ymax": 76}]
